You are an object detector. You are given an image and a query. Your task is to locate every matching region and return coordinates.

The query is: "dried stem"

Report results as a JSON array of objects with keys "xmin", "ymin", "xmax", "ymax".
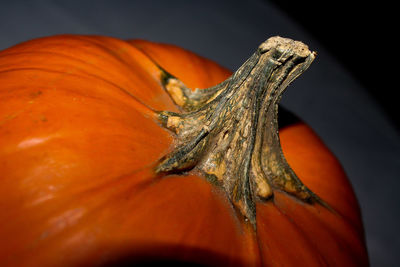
[{"xmin": 155, "ymin": 36, "xmax": 325, "ymax": 227}]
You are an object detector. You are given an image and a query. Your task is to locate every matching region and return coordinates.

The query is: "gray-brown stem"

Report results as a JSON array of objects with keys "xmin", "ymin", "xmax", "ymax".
[{"xmin": 155, "ymin": 36, "xmax": 324, "ymax": 227}]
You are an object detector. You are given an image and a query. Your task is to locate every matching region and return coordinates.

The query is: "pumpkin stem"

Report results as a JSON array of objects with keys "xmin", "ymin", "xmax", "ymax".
[{"xmin": 156, "ymin": 36, "xmax": 323, "ymax": 226}]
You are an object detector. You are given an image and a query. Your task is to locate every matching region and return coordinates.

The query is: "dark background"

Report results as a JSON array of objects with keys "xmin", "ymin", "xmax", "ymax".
[
  {"xmin": 0, "ymin": 1, "xmax": 398, "ymax": 266},
  {"xmin": 269, "ymin": 0, "xmax": 397, "ymax": 130}
]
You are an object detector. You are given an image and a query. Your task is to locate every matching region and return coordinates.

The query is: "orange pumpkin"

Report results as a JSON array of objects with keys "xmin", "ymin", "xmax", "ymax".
[{"xmin": 0, "ymin": 35, "xmax": 368, "ymax": 266}]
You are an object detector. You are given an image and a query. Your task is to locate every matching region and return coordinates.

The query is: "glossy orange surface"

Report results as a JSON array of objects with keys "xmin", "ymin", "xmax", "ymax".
[{"xmin": 0, "ymin": 35, "xmax": 368, "ymax": 266}]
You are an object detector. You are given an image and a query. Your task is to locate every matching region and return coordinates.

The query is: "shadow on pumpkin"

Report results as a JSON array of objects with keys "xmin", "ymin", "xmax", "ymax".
[{"xmin": 99, "ymin": 243, "xmax": 240, "ymax": 267}]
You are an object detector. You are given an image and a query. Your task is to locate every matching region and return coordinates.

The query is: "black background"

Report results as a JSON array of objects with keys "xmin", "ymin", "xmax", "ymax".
[
  {"xmin": 0, "ymin": 1, "xmax": 398, "ymax": 266},
  {"xmin": 269, "ymin": 0, "xmax": 398, "ymax": 129}
]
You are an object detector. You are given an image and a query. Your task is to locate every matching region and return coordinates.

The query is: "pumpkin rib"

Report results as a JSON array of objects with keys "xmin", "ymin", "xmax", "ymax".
[
  {"xmin": 304, "ymin": 205, "xmax": 367, "ymax": 263},
  {"xmin": 69, "ymin": 165, "xmax": 158, "ymax": 202},
  {"xmin": 0, "ymin": 67, "xmax": 157, "ymax": 119},
  {"xmin": 73, "ymin": 35, "xmax": 176, "ymax": 96},
  {"xmin": 0, "ymin": 50, "xmax": 137, "ymax": 82},
  {"xmin": 45, "ymin": 165, "xmax": 157, "ymax": 206},
  {"xmin": 70, "ymin": 36, "xmax": 158, "ymax": 79},
  {"xmin": 1, "ymin": 35, "xmax": 179, "ymax": 112},
  {"xmin": 252, "ymin": 221, "xmax": 268, "ymax": 267},
  {"xmin": 272, "ymin": 192, "xmax": 367, "ymax": 266},
  {"xmin": 73, "ymin": 35, "xmax": 142, "ymax": 67},
  {"xmin": 272, "ymin": 202, "xmax": 330, "ymax": 266},
  {"xmin": 0, "ymin": 41, "xmax": 153, "ymax": 83},
  {"xmin": 256, "ymin": 202, "xmax": 327, "ymax": 266}
]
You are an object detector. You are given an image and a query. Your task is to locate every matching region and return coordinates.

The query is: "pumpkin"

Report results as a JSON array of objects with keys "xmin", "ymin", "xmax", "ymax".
[{"xmin": 0, "ymin": 35, "xmax": 368, "ymax": 266}]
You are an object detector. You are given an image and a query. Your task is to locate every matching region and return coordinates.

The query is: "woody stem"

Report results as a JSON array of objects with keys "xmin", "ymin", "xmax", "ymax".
[{"xmin": 156, "ymin": 36, "xmax": 323, "ymax": 226}]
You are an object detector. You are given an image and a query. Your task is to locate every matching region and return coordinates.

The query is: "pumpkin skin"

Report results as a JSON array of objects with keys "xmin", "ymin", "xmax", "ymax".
[{"xmin": 0, "ymin": 35, "xmax": 368, "ymax": 266}]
